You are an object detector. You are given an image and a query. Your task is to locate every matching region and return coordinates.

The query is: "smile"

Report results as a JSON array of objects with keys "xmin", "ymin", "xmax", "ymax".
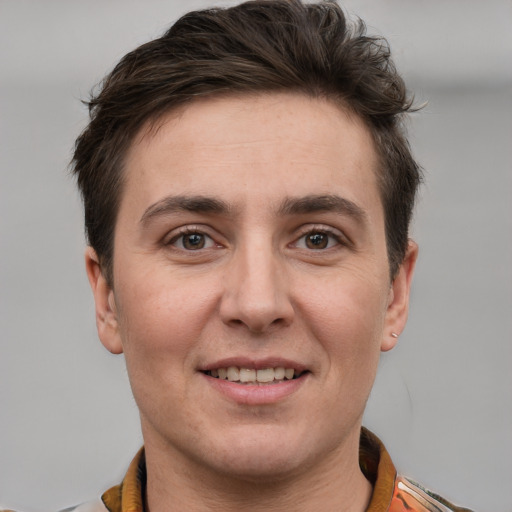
[{"xmin": 204, "ymin": 366, "xmax": 305, "ymax": 384}]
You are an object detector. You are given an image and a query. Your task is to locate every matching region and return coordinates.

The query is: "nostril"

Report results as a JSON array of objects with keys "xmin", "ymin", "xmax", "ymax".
[
  {"xmin": 218, "ymin": 271, "xmax": 294, "ymax": 333},
  {"xmin": 225, "ymin": 315, "xmax": 287, "ymax": 334}
]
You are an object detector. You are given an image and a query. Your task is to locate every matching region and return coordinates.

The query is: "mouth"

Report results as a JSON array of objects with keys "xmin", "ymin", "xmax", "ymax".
[{"xmin": 202, "ymin": 366, "xmax": 307, "ymax": 385}]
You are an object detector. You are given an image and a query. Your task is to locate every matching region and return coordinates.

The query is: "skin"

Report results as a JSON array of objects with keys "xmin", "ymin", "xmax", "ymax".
[{"xmin": 86, "ymin": 93, "xmax": 417, "ymax": 511}]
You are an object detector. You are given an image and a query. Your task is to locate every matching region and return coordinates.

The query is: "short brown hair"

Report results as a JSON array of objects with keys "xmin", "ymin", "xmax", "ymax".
[{"xmin": 72, "ymin": 0, "xmax": 422, "ymax": 285}]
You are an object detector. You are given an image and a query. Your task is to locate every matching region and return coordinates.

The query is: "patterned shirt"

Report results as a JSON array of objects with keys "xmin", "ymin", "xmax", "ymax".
[{"xmin": 2, "ymin": 429, "xmax": 473, "ymax": 512}]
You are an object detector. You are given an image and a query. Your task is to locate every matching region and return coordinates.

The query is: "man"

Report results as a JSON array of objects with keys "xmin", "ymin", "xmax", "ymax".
[{"xmin": 55, "ymin": 1, "xmax": 472, "ymax": 510}]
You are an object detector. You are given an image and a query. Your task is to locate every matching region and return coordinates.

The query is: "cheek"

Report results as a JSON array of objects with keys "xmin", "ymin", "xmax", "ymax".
[
  {"xmin": 113, "ymin": 271, "xmax": 222, "ymax": 419},
  {"xmin": 114, "ymin": 267, "xmax": 221, "ymax": 359},
  {"xmin": 302, "ymin": 269, "xmax": 389, "ymax": 349}
]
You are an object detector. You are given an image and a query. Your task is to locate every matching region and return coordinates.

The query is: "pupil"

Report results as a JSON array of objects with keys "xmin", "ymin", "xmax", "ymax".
[
  {"xmin": 184, "ymin": 233, "xmax": 204, "ymax": 249},
  {"xmin": 307, "ymin": 233, "xmax": 327, "ymax": 249}
]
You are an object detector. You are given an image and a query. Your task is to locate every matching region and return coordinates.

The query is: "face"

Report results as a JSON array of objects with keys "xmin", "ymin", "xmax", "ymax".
[{"xmin": 87, "ymin": 93, "xmax": 416, "ymax": 482}]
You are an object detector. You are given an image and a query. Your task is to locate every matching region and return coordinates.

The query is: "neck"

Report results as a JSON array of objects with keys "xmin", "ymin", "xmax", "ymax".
[{"xmin": 143, "ymin": 427, "xmax": 372, "ymax": 512}]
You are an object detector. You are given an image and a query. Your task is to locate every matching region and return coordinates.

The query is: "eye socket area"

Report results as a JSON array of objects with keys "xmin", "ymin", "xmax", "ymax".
[
  {"xmin": 292, "ymin": 227, "xmax": 346, "ymax": 251},
  {"xmin": 163, "ymin": 224, "xmax": 350, "ymax": 253},
  {"xmin": 166, "ymin": 228, "xmax": 218, "ymax": 251}
]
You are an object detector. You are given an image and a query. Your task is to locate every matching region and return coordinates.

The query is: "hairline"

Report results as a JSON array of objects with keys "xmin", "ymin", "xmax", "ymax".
[{"xmin": 104, "ymin": 89, "xmax": 394, "ymax": 287}]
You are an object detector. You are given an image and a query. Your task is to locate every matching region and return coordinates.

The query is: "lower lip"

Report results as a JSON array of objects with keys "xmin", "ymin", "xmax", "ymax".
[{"xmin": 202, "ymin": 373, "xmax": 308, "ymax": 405}]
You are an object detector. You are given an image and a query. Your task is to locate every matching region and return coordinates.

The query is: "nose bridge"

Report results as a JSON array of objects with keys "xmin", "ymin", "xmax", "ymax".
[{"xmin": 220, "ymin": 232, "xmax": 293, "ymax": 332}]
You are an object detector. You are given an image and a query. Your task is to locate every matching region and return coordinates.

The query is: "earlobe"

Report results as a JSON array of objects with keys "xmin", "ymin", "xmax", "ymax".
[
  {"xmin": 85, "ymin": 247, "xmax": 124, "ymax": 354},
  {"xmin": 381, "ymin": 240, "xmax": 418, "ymax": 352}
]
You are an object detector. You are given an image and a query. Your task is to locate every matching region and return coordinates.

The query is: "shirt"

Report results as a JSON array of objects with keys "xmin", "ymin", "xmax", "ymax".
[
  {"xmin": 98, "ymin": 429, "xmax": 472, "ymax": 511},
  {"xmin": 2, "ymin": 429, "xmax": 473, "ymax": 512}
]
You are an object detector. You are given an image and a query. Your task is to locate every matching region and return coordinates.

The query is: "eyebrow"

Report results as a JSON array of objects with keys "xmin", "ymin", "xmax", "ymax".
[
  {"xmin": 278, "ymin": 194, "xmax": 367, "ymax": 223},
  {"xmin": 140, "ymin": 193, "xmax": 366, "ymax": 225},
  {"xmin": 140, "ymin": 195, "xmax": 232, "ymax": 225}
]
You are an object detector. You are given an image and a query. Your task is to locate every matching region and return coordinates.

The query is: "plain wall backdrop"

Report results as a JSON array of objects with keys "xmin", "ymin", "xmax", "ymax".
[{"xmin": 1, "ymin": 1, "xmax": 511, "ymax": 511}]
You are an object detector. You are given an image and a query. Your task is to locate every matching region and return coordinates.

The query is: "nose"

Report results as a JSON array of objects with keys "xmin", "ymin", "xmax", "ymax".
[{"xmin": 219, "ymin": 240, "xmax": 294, "ymax": 333}]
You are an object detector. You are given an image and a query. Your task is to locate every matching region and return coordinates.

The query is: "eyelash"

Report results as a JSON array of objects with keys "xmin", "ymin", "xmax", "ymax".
[
  {"xmin": 293, "ymin": 227, "xmax": 346, "ymax": 251},
  {"xmin": 165, "ymin": 227, "xmax": 217, "ymax": 251},
  {"xmin": 164, "ymin": 225, "xmax": 348, "ymax": 252}
]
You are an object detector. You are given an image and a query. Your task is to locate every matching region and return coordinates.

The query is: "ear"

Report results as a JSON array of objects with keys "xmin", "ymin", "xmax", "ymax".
[
  {"xmin": 381, "ymin": 240, "xmax": 418, "ymax": 352},
  {"xmin": 85, "ymin": 247, "xmax": 123, "ymax": 354}
]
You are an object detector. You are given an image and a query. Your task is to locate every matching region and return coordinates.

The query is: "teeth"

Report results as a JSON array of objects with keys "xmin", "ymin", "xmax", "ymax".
[
  {"xmin": 274, "ymin": 367, "xmax": 285, "ymax": 380},
  {"xmin": 207, "ymin": 366, "xmax": 301, "ymax": 384},
  {"xmin": 239, "ymin": 368, "xmax": 256, "ymax": 382},
  {"xmin": 256, "ymin": 368, "xmax": 274, "ymax": 382},
  {"xmin": 227, "ymin": 366, "xmax": 239, "ymax": 381}
]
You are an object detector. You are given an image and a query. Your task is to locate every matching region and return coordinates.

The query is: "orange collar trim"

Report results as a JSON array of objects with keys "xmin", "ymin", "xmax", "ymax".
[{"xmin": 101, "ymin": 429, "xmax": 397, "ymax": 512}]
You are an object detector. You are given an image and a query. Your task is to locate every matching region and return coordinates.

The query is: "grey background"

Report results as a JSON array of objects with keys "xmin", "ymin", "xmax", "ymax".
[{"xmin": 1, "ymin": 1, "xmax": 511, "ymax": 511}]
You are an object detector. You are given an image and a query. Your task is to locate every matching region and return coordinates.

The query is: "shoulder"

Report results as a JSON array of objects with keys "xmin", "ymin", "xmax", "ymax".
[
  {"xmin": 391, "ymin": 476, "xmax": 475, "ymax": 512},
  {"xmin": 59, "ymin": 499, "xmax": 109, "ymax": 512},
  {"xmin": 1, "ymin": 505, "xmax": 107, "ymax": 512}
]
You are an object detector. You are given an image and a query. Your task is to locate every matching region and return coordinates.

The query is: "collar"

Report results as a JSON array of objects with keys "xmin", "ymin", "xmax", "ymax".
[
  {"xmin": 361, "ymin": 428, "xmax": 397, "ymax": 511},
  {"xmin": 101, "ymin": 428, "xmax": 397, "ymax": 512},
  {"xmin": 101, "ymin": 447, "xmax": 146, "ymax": 512}
]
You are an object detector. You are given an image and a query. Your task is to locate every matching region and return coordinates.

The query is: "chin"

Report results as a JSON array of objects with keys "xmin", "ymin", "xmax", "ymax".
[
  {"xmin": 197, "ymin": 427, "xmax": 325, "ymax": 483},
  {"xmin": 211, "ymin": 452, "xmax": 306, "ymax": 483}
]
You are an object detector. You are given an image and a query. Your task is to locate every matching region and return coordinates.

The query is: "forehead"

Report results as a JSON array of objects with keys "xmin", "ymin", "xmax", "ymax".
[{"xmin": 123, "ymin": 93, "xmax": 380, "ymax": 204}]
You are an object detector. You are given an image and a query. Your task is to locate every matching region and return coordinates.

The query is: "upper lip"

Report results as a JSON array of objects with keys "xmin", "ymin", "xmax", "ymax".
[{"xmin": 199, "ymin": 357, "xmax": 308, "ymax": 373}]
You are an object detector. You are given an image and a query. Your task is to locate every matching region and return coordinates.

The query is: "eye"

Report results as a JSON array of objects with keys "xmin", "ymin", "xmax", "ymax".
[
  {"xmin": 294, "ymin": 230, "xmax": 341, "ymax": 250},
  {"xmin": 168, "ymin": 230, "xmax": 216, "ymax": 250}
]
